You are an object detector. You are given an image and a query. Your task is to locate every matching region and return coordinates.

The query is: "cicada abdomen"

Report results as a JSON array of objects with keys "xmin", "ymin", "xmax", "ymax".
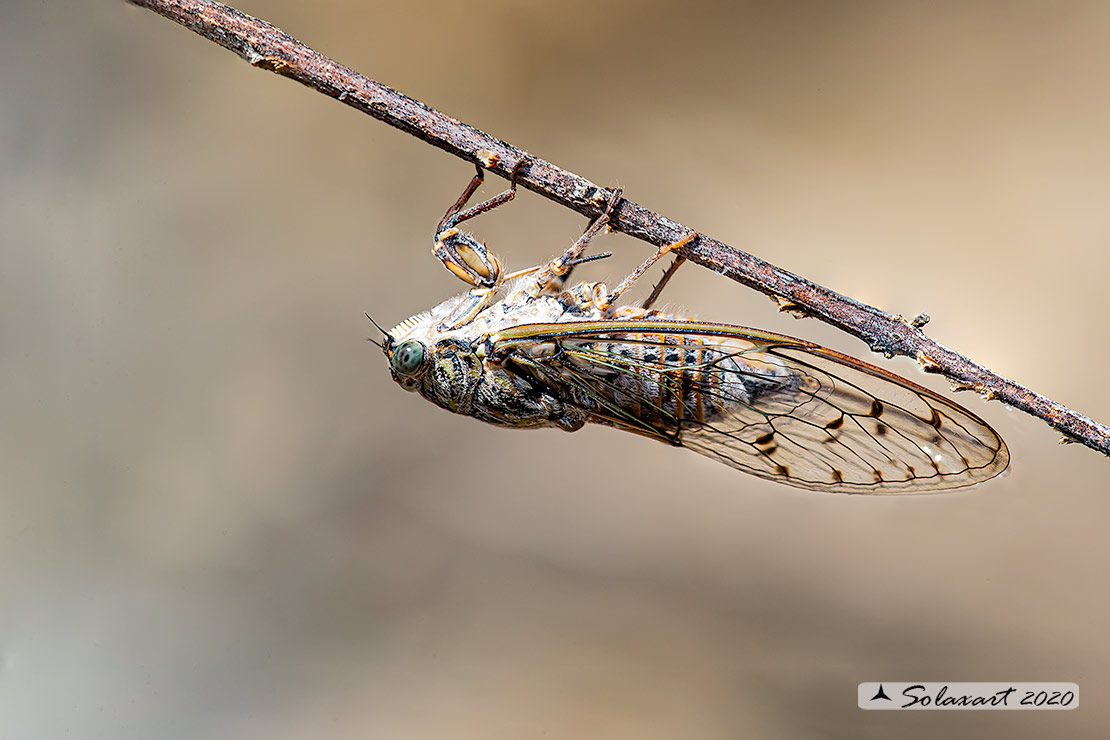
[{"xmin": 556, "ymin": 331, "xmax": 793, "ymax": 441}]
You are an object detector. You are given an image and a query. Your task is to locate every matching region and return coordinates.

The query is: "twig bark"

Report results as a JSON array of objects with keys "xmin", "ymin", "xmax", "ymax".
[{"xmin": 127, "ymin": 0, "xmax": 1110, "ymax": 457}]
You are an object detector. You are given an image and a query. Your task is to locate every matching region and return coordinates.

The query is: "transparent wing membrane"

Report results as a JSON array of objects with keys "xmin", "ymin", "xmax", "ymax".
[{"xmin": 497, "ymin": 321, "xmax": 1009, "ymax": 493}]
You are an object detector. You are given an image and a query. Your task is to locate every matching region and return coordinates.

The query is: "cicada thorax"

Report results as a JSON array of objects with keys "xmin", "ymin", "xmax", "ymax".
[{"xmin": 415, "ymin": 336, "xmax": 587, "ymax": 432}]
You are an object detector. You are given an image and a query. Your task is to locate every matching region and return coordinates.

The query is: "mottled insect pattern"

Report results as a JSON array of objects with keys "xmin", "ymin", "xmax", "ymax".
[{"xmin": 374, "ymin": 159, "xmax": 1009, "ymax": 493}]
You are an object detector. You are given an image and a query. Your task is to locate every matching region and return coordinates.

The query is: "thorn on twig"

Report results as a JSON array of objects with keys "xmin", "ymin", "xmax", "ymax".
[
  {"xmin": 917, "ymin": 352, "xmax": 943, "ymax": 374},
  {"xmin": 476, "ymin": 149, "xmax": 499, "ymax": 168},
  {"xmin": 773, "ymin": 295, "xmax": 809, "ymax": 319}
]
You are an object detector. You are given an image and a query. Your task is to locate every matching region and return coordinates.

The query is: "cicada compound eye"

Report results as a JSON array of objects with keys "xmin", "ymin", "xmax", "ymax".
[{"xmin": 390, "ymin": 340, "xmax": 427, "ymax": 376}]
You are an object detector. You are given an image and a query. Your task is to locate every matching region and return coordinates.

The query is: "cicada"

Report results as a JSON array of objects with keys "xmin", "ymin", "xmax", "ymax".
[{"xmin": 374, "ymin": 161, "xmax": 1009, "ymax": 493}]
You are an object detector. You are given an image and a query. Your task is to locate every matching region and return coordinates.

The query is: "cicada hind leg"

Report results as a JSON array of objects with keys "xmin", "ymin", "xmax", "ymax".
[
  {"xmin": 432, "ymin": 158, "xmax": 529, "ymax": 329},
  {"xmin": 593, "ymin": 231, "xmax": 697, "ymax": 313},
  {"xmin": 529, "ymin": 184, "xmax": 696, "ymax": 315},
  {"xmin": 529, "ymin": 186, "xmax": 624, "ymax": 294},
  {"xmin": 640, "ymin": 253, "xmax": 687, "ymax": 310}
]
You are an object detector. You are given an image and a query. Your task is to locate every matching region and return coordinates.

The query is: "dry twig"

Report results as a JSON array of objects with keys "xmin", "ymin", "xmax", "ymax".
[{"xmin": 127, "ymin": 0, "xmax": 1110, "ymax": 457}]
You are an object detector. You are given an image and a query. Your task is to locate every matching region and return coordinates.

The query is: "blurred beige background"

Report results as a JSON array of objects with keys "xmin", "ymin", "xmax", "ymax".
[{"xmin": 3, "ymin": 1, "xmax": 1109, "ymax": 737}]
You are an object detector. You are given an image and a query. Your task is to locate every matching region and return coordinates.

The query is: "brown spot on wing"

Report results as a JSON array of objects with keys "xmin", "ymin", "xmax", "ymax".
[{"xmin": 754, "ymin": 431, "xmax": 776, "ymax": 446}]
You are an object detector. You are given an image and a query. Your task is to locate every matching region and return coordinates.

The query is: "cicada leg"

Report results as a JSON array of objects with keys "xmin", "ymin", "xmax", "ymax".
[
  {"xmin": 641, "ymin": 254, "xmax": 687, "ymax": 310},
  {"xmin": 436, "ymin": 166, "xmax": 485, "ymax": 234},
  {"xmin": 437, "ymin": 157, "xmax": 530, "ymax": 235},
  {"xmin": 432, "ymin": 158, "xmax": 529, "ymax": 329},
  {"xmin": 531, "ymin": 186, "xmax": 624, "ymax": 294},
  {"xmin": 594, "ymin": 231, "xmax": 697, "ymax": 313}
]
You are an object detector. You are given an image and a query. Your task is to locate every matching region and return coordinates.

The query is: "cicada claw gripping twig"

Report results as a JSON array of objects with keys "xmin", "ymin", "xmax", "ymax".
[{"xmin": 382, "ymin": 166, "xmax": 1009, "ymax": 494}]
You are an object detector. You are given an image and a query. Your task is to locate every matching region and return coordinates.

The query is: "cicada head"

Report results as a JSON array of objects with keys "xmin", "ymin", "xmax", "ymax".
[{"xmin": 382, "ymin": 301, "xmax": 484, "ymax": 415}]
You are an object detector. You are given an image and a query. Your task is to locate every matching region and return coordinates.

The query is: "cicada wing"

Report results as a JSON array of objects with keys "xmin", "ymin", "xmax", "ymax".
[
  {"xmin": 681, "ymin": 342, "xmax": 1009, "ymax": 493},
  {"xmin": 497, "ymin": 321, "xmax": 1008, "ymax": 493}
]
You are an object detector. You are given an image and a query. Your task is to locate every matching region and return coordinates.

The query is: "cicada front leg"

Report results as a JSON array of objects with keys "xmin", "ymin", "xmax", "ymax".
[{"xmin": 432, "ymin": 159, "xmax": 529, "ymax": 329}]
